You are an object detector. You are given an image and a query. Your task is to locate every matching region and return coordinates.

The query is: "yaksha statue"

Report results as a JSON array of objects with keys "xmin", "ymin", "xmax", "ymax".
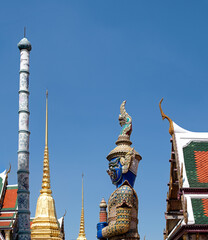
[{"xmin": 97, "ymin": 101, "xmax": 141, "ymax": 240}]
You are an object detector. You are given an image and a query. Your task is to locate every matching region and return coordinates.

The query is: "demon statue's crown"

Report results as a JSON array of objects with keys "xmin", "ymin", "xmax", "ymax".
[
  {"xmin": 119, "ymin": 100, "xmax": 132, "ymax": 137},
  {"xmin": 107, "ymin": 100, "xmax": 141, "ymax": 177}
]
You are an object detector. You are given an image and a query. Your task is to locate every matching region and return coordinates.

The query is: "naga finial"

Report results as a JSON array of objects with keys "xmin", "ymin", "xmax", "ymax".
[
  {"xmin": 159, "ymin": 98, "xmax": 174, "ymax": 136},
  {"xmin": 119, "ymin": 100, "xmax": 132, "ymax": 137},
  {"xmin": 6, "ymin": 164, "xmax": 11, "ymax": 176}
]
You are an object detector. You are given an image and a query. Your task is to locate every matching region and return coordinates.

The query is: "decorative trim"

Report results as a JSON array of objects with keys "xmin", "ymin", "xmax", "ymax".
[
  {"xmin": 168, "ymin": 224, "xmax": 208, "ymax": 240},
  {"xmin": 17, "ymin": 151, "xmax": 29, "ymax": 154},
  {"xmin": 17, "ymin": 169, "xmax": 29, "ymax": 174},
  {"xmin": 18, "ymin": 110, "xmax": 30, "ymax": 115},
  {"xmin": 17, "ymin": 189, "xmax": 30, "ymax": 194},
  {"xmin": 18, "ymin": 210, "xmax": 30, "ymax": 214},
  {"xmin": 18, "ymin": 130, "xmax": 30, "ymax": 135},
  {"xmin": 181, "ymin": 188, "xmax": 208, "ymax": 194},
  {"xmin": 19, "ymin": 90, "xmax": 30, "ymax": 95},
  {"xmin": 18, "ymin": 230, "xmax": 31, "ymax": 234},
  {"xmin": 19, "ymin": 70, "xmax": 30, "ymax": 74}
]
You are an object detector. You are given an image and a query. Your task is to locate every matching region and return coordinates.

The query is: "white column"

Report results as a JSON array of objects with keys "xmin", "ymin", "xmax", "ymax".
[{"xmin": 17, "ymin": 37, "xmax": 32, "ymax": 240}]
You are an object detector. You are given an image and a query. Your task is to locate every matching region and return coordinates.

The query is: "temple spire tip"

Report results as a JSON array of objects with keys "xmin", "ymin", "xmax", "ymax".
[
  {"xmin": 40, "ymin": 91, "xmax": 51, "ymax": 193},
  {"xmin": 45, "ymin": 91, "xmax": 48, "ymax": 147},
  {"xmin": 77, "ymin": 173, "xmax": 87, "ymax": 240}
]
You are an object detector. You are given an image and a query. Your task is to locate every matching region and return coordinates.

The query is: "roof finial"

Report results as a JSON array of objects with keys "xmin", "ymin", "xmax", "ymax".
[
  {"xmin": 6, "ymin": 164, "xmax": 11, "ymax": 176},
  {"xmin": 63, "ymin": 210, "xmax": 67, "ymax": 217},
  {"xmin": 159, "ymin": 98, "xmax": 174, "ymax": 136},
  {"xmin": 77, "ymin": 173, "xmax": 87, "ymax": 240},
  {"xmin": 24, "ymin": 27, "xmax": 26, "ymax": 38}
]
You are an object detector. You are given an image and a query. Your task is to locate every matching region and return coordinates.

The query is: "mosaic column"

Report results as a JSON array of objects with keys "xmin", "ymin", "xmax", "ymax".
[
  {"xmin": 99, "ymin": 198, "xmax": 107, "ymax": 223},
  {"xmin": 17, "ymin": 37, "xmax": 32, "ymax": 240}
]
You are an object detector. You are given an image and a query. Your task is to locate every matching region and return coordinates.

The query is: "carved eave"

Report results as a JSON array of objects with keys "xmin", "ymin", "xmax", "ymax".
[
  {"xmin": 165, "ymin": 212, "xmax": 183, "ymax": 220},
  {"xmin": 164, "ymin": 138, "xmax": 183, "ymax": 239},
  {"xmin": 0, "ymin": 170, "xmax": 9, "ymax": 209},
  {"xmin": 166, "ymin": 225, "xmax": 208, "ymax": 240}
]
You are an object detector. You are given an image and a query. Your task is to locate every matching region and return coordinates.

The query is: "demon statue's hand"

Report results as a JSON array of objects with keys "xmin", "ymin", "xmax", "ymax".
[{"xmin": 97, "ymin": 222, "xmax": 108, "ymax": 239}]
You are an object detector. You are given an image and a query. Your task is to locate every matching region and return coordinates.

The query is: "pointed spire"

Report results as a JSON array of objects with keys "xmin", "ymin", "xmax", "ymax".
[
  {"xmin": 45, "ymin": 90, "xmax": 48, "ymax": 147},
  {"xmin": 31, "ymin": 91, "xmax": 62, "ymax": 239},
  {"xmin": 40, "ymin": 90, "xmax": 51, "ymax": 194},
  {"xmin": 77, "ymin": 174, "xmax": 87, "ymax": 240}
]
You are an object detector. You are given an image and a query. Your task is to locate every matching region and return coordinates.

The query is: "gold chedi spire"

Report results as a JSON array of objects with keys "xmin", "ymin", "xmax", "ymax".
[
  {"xmin": 41, "ymin": 90, "xmax": 51, "ymax": 194},
  {"xmin": 31, "ymin": 91, "xmax": 62, "ymax": 240},
  {"xmin": 77, "ymin": 174, "xmax": 87, "ymax": 240}
]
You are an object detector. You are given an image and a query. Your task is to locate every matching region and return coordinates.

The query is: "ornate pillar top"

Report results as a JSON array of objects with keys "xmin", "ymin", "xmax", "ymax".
[{"xmin": 18, "ymin": 37, "xmax": 32, "ymax": 51}]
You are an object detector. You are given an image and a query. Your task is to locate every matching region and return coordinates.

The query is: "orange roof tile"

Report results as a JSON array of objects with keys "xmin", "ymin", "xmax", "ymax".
[
  {"xmin": 194, "ymin": 151, "xmax": 208, "ymax": 183},
  {"xmin": 0, "ymin": 221, "xmax": 11, "ymax": 227},
  {"xmin": 202, "ymin": 199, "xmax": 208, "ymax": 217},
  {"xmin": 0, "ymin": 213, "xmax": 13, "ymax": 218},
  {"xmin": 2, "ymin": 188, "xmax": 17, "ymax": 210}
]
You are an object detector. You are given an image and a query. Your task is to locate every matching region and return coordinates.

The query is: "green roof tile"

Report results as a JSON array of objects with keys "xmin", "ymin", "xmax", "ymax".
[
  {"xmin": 183, "ymin": 141, "xmax": 208, "ymax": 188},
  {"xmin": 192, "ymin": 199, "xmax": 208, "ymax": 224}
]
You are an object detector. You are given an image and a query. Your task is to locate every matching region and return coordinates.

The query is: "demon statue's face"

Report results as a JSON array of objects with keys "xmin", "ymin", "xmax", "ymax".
[
  {"xmin": 107, "ymin": 149, "xmax": 138, "ymax": 188},
  {"xmin": 107, "ymin": 157, "xmax": 122, "ymax": 185}
]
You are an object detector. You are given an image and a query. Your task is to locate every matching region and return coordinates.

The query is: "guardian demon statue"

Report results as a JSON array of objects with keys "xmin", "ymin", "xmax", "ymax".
[{"xmin": 97, "ymin": 101, "xmax": 141, "ymax": 240}]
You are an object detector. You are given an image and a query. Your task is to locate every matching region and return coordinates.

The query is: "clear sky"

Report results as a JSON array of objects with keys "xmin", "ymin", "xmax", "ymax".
[{"xmin": 1, "ymin": 1, "xmax": 208, "ymax": 239}]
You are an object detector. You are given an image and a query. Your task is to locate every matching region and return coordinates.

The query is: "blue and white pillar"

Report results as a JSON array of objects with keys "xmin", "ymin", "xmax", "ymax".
[{"xmin": 17, "ymin": 37, "xmax": 32, "ymax": 240}]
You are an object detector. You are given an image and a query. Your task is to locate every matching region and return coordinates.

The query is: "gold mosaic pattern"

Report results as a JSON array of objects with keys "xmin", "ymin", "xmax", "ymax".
[
  {"xmin": 102, "ymin": 207, "xmax": 131, "ymax": 238},
  {"xmin": 102, "ymin": 183, "xmax": 139, "ymax": 239}
]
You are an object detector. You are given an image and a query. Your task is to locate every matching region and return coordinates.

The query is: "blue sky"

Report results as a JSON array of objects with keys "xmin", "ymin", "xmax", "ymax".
[{"xmin": 1, "ymin": 1, "xmax": 208, "ymax": 239}]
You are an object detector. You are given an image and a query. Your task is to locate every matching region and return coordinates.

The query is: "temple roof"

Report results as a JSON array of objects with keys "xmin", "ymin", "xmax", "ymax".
[
  {"xmin": 172, "ymin": 122, "xmax": 208, "ymax": 189},
  {"xmin": 163, "ymin": 122, "xmax": 208, "ymax": 239},
  {"xmin": 1, "ymin": 185, "xmax": 17, "ymax": 211},
  {"xmin": 183, "ymin": 141, "xmax": 208, "ymax": 188},
  {"xmin": 0, "ymin": 171, "xmax": 7, "ymax": 202},
  {"xmin": 0, "ymin": 184, "xmax": 18, "ymax": 230},
  {"xmin": 160, "ymin": 99, "xmax": 208, "ymax": 239}
]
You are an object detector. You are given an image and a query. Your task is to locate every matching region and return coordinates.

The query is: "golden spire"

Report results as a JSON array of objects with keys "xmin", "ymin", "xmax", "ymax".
[
  {"xmin": 31, "ymin": 91, "xmax": 62, "ymax": 240},
  {"xmin": 40, "ymin": 90, "xmax": 52, "ymax": 194},
  {"xmin": 77, "ymin": 173, "xmax": 87, "ymax": 240},
  {"xmin": 41, "ymin": 90, "xmax": 52, "ymax": 194},
  {"xmin": 159, "ymin": 98, "xmax": 174, "ymax": 136}
]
